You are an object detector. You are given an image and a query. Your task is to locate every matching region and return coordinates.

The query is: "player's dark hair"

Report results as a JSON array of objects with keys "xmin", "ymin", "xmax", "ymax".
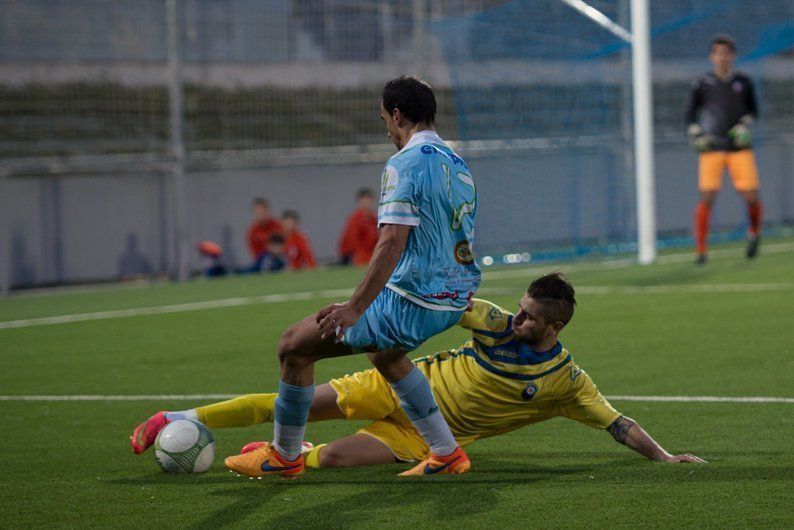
[
  {"xmin": 282, "ymin": 209, "xmax": 300, "ymax": 222},
  {"xmin": 527, "ymin": 272, "xmax": 576, "ymax": 325},
  {"xmin": 710, "ymin": 34, "xmax": 736, "ymax": 53},
  {"xmin": 382, "ymin": 75, "xmax": 436, "ymax": 125},
  {"xmin": 252, "ymin": 197, "xmax": 269, "ymax": 208},
  {"xmin": 356, "ymin": 187, "xmax": 374, "ymax": 200}
]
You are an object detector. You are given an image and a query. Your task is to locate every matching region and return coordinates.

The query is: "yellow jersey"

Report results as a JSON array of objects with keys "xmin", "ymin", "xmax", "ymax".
[
  {"xmin": 412, "ymin": 298, "xmax": 621, "ymax": 447},
  {"xmin": 331, "ymin": 298, "xmax": 622, "ymax": 460}
]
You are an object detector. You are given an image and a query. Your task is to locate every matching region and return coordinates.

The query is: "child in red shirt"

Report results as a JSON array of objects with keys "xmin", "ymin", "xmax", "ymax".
[
  {"xmin": 338, "ymin": 188, "xmax": 378, "ymax": 266},
  {"xmin": 247, "ymin": 197, "xmax": 282, "ymax": 260},
  {"xmin": 281, "ymin": 210, "xmax": 316, "ymax": 270}
]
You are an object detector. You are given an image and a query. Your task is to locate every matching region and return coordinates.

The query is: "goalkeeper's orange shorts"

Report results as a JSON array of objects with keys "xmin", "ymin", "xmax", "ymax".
[{"xmin": 699, "ymin": 149, "xmax": 759, "ymax": 192}]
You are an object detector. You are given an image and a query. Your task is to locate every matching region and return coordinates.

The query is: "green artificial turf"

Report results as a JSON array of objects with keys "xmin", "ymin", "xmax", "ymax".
[{"xmin": 1, "ymin": 239, "xmax": 792, "ymax": 528}]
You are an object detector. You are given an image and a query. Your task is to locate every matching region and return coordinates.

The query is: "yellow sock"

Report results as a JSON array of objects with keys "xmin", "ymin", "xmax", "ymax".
[
  {"xmin": 304, "ymin": 444, "xmax": 327, "ymax": 468},
  {"xmin": 195, "ymin": 393, "xmax": 276, "ymax": 429}
]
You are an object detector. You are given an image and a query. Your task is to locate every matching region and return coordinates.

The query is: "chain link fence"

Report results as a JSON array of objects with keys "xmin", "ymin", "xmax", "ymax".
[
  {"xmin": 1, "ymin": 0, "xmax": 792, "ymax": 288},
  {"xmin": 2, "ymin": 1, "xmax": 792, "ymax": 161}
]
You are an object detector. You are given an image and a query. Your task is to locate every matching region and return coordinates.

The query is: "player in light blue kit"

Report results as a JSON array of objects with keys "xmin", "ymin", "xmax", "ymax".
[{"xmin": 220, "ymin": 76, "xmax": 481, "ymax": 478}]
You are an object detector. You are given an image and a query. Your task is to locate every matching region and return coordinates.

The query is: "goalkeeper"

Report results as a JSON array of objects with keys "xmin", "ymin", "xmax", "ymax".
[
  {"xmin": 131, "ymin": 273, "xmax": 705, "ymax": 469},
  {"xmin": 685, "ymin": 34, "xmax": 762, "ymax": 265}
]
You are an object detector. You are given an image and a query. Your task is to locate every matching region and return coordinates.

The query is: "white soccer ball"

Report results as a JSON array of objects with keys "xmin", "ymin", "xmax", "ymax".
[{"xmin": 154, "ymin": 419, "xmax": 216, "ymax": 474}]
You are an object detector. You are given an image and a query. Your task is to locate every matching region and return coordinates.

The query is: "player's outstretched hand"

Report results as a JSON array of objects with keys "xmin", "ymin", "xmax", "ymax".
[
  {"xmin": 316, "ymin": 302, "xmax": 362, "ymax": 342},
  {"xmin": 662, "ymin": 453, "xmax": 708, "ymax": 464}
]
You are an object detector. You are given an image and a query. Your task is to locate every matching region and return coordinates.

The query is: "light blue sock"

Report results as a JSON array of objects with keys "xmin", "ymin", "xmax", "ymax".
[
  {"xmin": 165, "ymin": 409, "xmax": 198, "ymax": 422},
  {"xmin": 273, "ymin": 380, "xmax": 314, "ymax": 461},
  {"xmin": 390, "ymin": 366, "xmax": 458, "ymax": 456}
]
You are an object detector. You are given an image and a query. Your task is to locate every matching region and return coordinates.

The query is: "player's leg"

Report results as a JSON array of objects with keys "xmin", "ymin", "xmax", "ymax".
[
  {"xmin": 234, "ymin": 366, "xmax": 416, "ymax": 458},
  {"xmin": 268, "ymin": 310, "xmax": 404, "ymax": 457},
  {"xmin": 130, "ymin": 384, "xmax": 345, "ymax": 454},
  {"xmin": 225, "ymin": 363, "xmax": 414, "ymax": 443},
  {"xmin": 727, "ymin": 150, "xmax": 762, "ymax": 258},
  {"xmin": 314, "ymin": 288, "xmax": 468, "ymax": 474},
  {"xmin": 739, "ymin": 188, "xmax": 762, "ymax": 258},
  {"xmin": 308, "ymin": 433, "xmax": 399, "ymax": 468},
  {"xmin": 307, "ymin": 415, "xmax": 432, "ymax": 469},
  {"xmin": 198, "ymin": 383, "xmax": 345, "ymax": 427},
  {"xmin": 695, "ymin": 152, "xmax": 725, "ymax": 264},
  {"xmin": 695, "ymin": 190, "xmax": 717, "ymax": 264},
  {"xmin": 359, "ymin": 294, "xmax": 470, "ymax": 475},
  {"xmin": 369, "ymin": 349, "xmax": 458, "ymax": 459},
  {"xmin": 225, "ymin": 313, "xmax": 352, "ymax": 475}
]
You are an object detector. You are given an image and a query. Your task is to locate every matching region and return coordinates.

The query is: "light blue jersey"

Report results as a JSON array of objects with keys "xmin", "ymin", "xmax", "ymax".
[{"xmin": 378, "ymin": 130, "xmax": 481, "ymax": 311}]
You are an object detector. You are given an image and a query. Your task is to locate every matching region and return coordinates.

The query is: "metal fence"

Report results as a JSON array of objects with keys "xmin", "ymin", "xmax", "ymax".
[{"xmin": 1, "ymin": 0, "xmax": 793, "ymax": 289}]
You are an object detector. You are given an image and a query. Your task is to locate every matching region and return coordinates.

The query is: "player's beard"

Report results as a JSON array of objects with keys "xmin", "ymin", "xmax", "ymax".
[{"xmin": 514, "ymin": 327, "xmax": 547, "ymax": 349}]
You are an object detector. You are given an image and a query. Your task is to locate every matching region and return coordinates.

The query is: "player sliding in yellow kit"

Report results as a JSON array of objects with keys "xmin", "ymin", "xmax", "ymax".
[{"xmin": 131, "ymin": 273, "xmax": 705, "ymax": 470}]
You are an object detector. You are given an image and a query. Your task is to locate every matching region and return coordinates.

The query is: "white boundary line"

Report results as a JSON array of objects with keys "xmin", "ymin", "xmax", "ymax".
[
  {"xmin": 0, "ymin": 394, "xmax": 791, "ymax": 403},
  {"xmin": 0, "ymin": 394, "xmax": 238, "ymax": 401},
  {"xmin": 608, "ymin": 395, "xmax": 794, "ymax": 404},
  {"xmin": 0, "ymin": 241, "xmax": 792, "ymax": 331},
  {"xmin": 1, "ymin": 282, "xmax": 793, "ymax": 331},
  {"xmin": 0, "ymin": 288, "xmax": 353, "ymax": 330}
]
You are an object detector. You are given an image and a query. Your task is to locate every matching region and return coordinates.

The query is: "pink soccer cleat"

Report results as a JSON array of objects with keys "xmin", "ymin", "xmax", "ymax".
[{"xmin": 130, "ymin": 411, "xmax": 170, "ymax": 454}]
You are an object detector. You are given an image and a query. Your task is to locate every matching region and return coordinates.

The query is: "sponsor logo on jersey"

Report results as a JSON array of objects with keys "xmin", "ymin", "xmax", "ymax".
[
  {"xmin": 521, "ymin": 382, "xmax": 538, "ymax": 400},
  {"xmin": 454, "ymin": 239, "xmax": 474, "ymax": 265},
  {"xmin": 488, "ymin": 306, "xmax": 503, "ymax": 320},
  {"xmin": 732, "ymin": 81, "xmax": 743, "ymax": 93},
  {"xmin": 570, "ymin": 365, "xmax": 583, "ymax": 381},
  {"xmin": 494, "ymin": 349, "xmax": 520, "ymax": 359},
  {"xmin": 380, "ymin": 165, "xmax": 399, "ymax": 200},
  {"xmin": 423, "ymin": 291, "xmax": 460, "ymax": 301}
]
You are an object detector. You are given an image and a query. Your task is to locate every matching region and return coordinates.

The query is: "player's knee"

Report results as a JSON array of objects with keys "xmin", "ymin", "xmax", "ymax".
[
  {"xmin": 368, "ymin": 350, "xmax": 410, "ymax": 381},
  {"xmin": 277, "ymin": 326, "xmax": 308, "ymax": 366},
  {"xmin": 317, "ymin": 444, "xmax": 347, "ymax": 468},
  {"xmin": 366, "ymin": 351, "xmax": 387, "ymax": 371}
]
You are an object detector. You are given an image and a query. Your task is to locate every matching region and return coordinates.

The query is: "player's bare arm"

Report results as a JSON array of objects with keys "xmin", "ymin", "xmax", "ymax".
[
  {"xmin": 317, "ymin": 223, "xmax": 410, "ymax": 341},
  {"xmin": 607, "ymin": 416, "xmax": 707, "ymax": 464}
]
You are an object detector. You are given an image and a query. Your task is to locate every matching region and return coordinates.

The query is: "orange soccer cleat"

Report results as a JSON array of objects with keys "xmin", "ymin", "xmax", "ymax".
[
  {"xmin": 399, "ymin": 446, "xmax": 471, "ymax": 477},
  {"xmin": 240, "ymin": 440, "xmax": 313, "ymax": 455},
  {"xmin": 225, "ymin": 442, "xmax": 304, "ymax": 478}
]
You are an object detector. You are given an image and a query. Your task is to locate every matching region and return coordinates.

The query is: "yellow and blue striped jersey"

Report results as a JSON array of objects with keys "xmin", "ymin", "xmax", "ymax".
[{"xmin": 412, "ymin": 298, "xmax": 621, "ymax": 446}]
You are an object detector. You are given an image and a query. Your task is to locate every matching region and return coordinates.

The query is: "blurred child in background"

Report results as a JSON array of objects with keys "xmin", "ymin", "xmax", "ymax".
[
  {"xmin": 246, "ymin": 197, "xmax": 282, "ymax": 267},
  {"xmin": 338, "ymin": 188, "xmax": 378, "ymax": 266},
  {"xmin": 281, "ymin": 209, "xmax": 316, "ymax": 270}
]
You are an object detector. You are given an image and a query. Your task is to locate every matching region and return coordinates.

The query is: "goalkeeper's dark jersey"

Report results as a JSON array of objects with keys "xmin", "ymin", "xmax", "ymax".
[{"xmin": 684, "ymin": 71, "xmax": 758, "ymax": 152}]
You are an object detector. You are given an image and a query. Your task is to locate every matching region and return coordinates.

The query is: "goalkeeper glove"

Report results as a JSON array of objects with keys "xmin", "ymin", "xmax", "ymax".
[
  {"xmin": 687, "ymin": 124, "xmax": 714, "ymax": 153},
  {"xmin": 728, "ymin": 115, "xmax": 753, "ymax": 149}
]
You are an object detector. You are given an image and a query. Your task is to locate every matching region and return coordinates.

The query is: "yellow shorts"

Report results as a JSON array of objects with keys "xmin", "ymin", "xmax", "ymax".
[
  {"xmin": 699, "ymin": 150, "xmax": 759, "ymax": 192},
  {"xmin": 328, "ymin": 363, "xmax": 621, "ymax": 463},
  {"xmin": 329, "ymin": 368, "xmax": 430, "ymax": 462}
]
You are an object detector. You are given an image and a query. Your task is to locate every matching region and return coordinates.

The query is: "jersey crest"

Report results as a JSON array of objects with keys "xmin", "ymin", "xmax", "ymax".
[
  {"xmin": 521, "ymin": 382, "xmax": 538, "ymax": 400},
  {"xmin": 488, "ymin": 306, "xmax": 503, "ymax": 320}
]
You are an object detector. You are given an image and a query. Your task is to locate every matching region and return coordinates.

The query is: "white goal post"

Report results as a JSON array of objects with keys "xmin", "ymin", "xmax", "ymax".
[{"xmin": 560, "ymin": 0, "xmax": 657, "ymax": 264}]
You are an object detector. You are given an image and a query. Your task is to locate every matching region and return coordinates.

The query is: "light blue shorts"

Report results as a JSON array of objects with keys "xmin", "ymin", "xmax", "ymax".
[{"xmin": 343, "ymin": 288, "xmax": 462, "ymax": 352}]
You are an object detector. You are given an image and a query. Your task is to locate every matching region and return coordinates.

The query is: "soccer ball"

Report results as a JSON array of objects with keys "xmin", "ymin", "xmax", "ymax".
[{"xmin": 154, "ymin": 419, "xmax": 216, "ymax": 474}]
